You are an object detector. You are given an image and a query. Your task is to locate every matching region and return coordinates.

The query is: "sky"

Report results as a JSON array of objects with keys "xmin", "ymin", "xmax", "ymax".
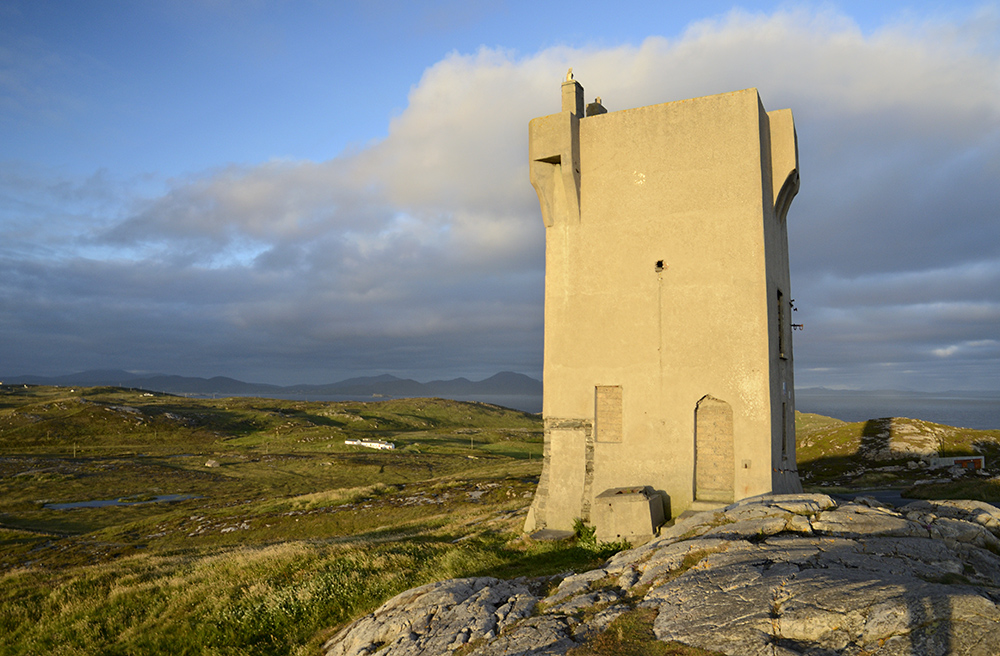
[{"xmin": 1, "ymin": 1, "xmax": 998, "ymax": 390}]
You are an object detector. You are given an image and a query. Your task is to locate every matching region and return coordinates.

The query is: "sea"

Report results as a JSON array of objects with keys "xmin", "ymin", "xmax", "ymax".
[
  {"xmin": 795, "ymin": 389, "xmax": 1000, "ymax": 431},
  {"xmin": 191, "ymin": 390, "xmax": 1000, "ymax": 430}
]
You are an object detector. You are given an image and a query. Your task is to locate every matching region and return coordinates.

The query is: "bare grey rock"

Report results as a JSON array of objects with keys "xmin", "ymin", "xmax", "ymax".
[
  {"xmin": 853, "ymin": 494, "xmax": 891, "ymax": 508},
  {"xmin": 784, "ymin": 514, "xmax": 813, "ymax": 534},
  {"xmin": 633, "ymin": 537, "xmax": 733, "ymax": 586},
  {"xmin": 929, "ymin": 516, "xmax": 1000, "ymax": 550},
  {"xmin": 859, "ymin": 418, "xmax": 941, "ymax": 461},
  {"xmin": 579, "ymin": 603, "xmax": 629, "ymax": 635},
  {"xmin": 542, "ymin": 568, "xmax": 607, "ymax": 605},
  {"xmin": 323, "ymin": 494, "xmax": 1000, "ymax": 656},
  {"xmin": 701, "ymin": 515, "xmax": 791, "ymax": 540},
  {"xmin": 812, "ymin": 504, "xmax": 929, "ymax": 538},
  {"xmin": 755, "ymin": 492, "xmax": 837, "ymax": 515},
  {"xmin": 323, "ymin": 577, "xmax": 541, "ymax": 656},
  {"xmin": 548, "ymin": 589, "xmax": 620, "ymax": 615},
  {"xmin": 901, "ymin": 499, "xmax": 1000, "ymax": 535},
  {"xmin": 953, "ymin": 542, "xmax": 1000, "ymax": 586},
  {"xmin": 463, "ymin": 616, "xmax": 578, "ymax": 656}
]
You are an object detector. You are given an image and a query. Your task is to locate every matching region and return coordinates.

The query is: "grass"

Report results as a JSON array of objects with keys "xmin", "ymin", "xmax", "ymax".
[
  {"xmin": 0, "ymin": 386, "xmax": 542, "ymax": 538},
  {"xmin": 0, "ymin": 482, "xmax": 616, "ymax": 655},
  {"xmin": 902, "ymin": 478, "xmax": 1000, "ymax": 502},
  {"xmin": 3, "ymin": 385, "xmax": 997, "ymax": 655},
  {"xmin": 0, "ymin": 385, "xmax": 612, "ymax": 655},
  {"xmin": 567, "ymin": 608, "xmax": 725, "ymax": 656},
  {"xmin": 3, "ymin": 537, "xmax": 484, "ymax": 654},
  {"xmin": 573, "ymin": 517, "xmax": 632, "ymax": 559}
]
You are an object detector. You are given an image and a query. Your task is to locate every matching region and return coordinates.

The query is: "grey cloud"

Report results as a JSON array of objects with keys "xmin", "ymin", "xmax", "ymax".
[
  {"xmin": 106, "ymin": 160, "xmax": 380, "ymax": 245},
  {"xmin": 2, "ymin": 7, "xmax": 998, "ymax": 390},
  {"xmin": 807, "ymin": 261, "xmax": 1000, "ymax": 308}
]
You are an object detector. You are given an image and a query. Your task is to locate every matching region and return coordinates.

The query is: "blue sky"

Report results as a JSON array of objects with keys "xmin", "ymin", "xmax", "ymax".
[{"xmin": 2, "ymin": 0, "xmax": 998, "ymax": 390}]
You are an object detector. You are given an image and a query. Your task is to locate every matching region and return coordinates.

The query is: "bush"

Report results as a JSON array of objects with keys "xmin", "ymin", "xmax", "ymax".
[{"xmin": 573, "ymin": 518, "xmax": 631, "ymax": 558}]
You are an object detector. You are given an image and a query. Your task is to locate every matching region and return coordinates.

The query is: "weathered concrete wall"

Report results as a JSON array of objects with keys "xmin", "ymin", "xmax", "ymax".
[{"xmin": 526, "ymin": 73, "xmax": 802, "ymax": 534}]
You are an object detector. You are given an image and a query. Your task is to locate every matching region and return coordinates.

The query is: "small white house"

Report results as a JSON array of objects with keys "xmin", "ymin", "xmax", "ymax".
[
  {"xmin": 344, "ymin": 439, "xmax": 395, "ymax": 451},
  {"xmin": 929, "ymin": 455, "xmax": 985, "ymax": 470}
]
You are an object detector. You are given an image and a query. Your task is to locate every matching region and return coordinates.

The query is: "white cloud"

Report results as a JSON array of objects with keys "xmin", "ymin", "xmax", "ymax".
[{"xmin": 2, "ymin": 6, "xmax": 999, "ymax": 387}]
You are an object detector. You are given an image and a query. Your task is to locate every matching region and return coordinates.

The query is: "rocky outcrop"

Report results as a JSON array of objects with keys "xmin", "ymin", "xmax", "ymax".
[
  {"xmin": 323, "ymin": 494, "xmax": 1000, "ymax": 656},
  {"xmin": 859, "ymin": 418, "xmax": 943, "ymax": 460}
]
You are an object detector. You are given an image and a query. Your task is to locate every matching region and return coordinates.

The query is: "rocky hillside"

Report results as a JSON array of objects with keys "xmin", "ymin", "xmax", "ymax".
[
  {"xmin": 796, "ymin": 413, "xmax": 1000, "ymax": 490},
  {"xmin": 324, "ymin": 493, "xmax": 1000, "ymax": 656}
]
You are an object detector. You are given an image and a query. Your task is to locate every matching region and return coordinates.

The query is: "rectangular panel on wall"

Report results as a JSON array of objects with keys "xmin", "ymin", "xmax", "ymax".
[{"xmin": 595, "ymin": 385, "xmax": 622, "ymax": 443}]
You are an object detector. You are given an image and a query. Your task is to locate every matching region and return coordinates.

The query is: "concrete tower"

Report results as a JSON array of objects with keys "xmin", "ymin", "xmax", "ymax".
[{"xmin": 525, "ymin": 72, "xmax": 802, "ymax": 541}]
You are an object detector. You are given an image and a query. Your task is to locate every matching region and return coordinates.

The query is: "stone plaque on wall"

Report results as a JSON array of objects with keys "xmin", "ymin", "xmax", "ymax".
[{"xmin": 595, "ymin": 385, "xmax": 622, "ymax": 443}]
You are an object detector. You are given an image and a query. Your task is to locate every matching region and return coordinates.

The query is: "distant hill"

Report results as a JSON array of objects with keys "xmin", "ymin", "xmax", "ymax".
[
  {"xmin": 795, "ymin": 411, "xmax": 1000, "ymax": 489},
  {"xmin": 3, "ymin": 370, "xmax": 283, "ymax": 394},
  {"xmin": 1, "ymin": 369, "xmax": 542, "ymax": 399},
  {"xmin": 284, "ymin": 371, "xmax": 542, "ymax": 397}
]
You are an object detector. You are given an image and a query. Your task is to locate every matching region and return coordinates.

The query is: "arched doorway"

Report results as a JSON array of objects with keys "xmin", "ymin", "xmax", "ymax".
[{"xmin": 695, "ymin": 396, "xmax": 734, "ymax": 503}]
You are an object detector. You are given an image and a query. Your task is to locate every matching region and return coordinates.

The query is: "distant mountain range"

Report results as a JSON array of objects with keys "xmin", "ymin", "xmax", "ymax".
[{"xmin": 1, "ymin": 369, "xmax": 543, "ymax": 398}]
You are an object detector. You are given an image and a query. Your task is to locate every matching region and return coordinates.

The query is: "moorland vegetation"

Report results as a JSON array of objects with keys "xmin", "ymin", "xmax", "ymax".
[
  {"xmin": 1, "ymin": 385, "xmax": 998, "ymax": 655},
  {"xmin": 0, "ymin": 385, "xmax": 618, "ymax": 655}
]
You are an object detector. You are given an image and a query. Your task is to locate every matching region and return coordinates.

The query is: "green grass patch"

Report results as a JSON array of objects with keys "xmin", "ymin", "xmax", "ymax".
[
  {"xmin": 567, "ymin": 607, "xmax": 725, "ymax": 655},
  {"xmin": 0, "ymin": 386, "xmax": 618, "ymax": 655},
  {"xmin": 573, "ymin": 518, "xmax": 632, "ymax": 559},
  {"xmin": 5, "ymin": 387, "xmax": 996, "ymax": 655}
]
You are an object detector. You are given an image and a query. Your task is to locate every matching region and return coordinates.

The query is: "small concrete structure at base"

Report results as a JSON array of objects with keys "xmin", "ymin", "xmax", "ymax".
[{"xmin": 592, "ymin": 486, "xmax": 664, "ymax": 545}]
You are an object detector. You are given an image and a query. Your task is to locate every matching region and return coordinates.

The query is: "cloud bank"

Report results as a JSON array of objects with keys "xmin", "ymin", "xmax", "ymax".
[{"xmin": 2, "ymin": 7, "xmax": 998, "ymax": 388}]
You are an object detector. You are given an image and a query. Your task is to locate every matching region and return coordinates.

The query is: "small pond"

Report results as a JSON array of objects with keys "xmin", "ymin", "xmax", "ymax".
[{"xmin": 45, "ymin": 494, "xmax": 201, "ymax": 510}]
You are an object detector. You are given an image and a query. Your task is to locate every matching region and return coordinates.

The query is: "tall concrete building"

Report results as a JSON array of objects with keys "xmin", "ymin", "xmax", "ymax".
[{"xmin": 525, "ymin": 72, "xmax": 802, "ymax": 539}]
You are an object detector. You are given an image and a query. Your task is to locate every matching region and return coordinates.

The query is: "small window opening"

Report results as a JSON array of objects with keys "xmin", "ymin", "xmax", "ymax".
[
  {"xmin": 781, "ymin": 402, "xmax": 788, "ymax": 460},
  {"xmin": 777, "ymin": 289, "xmax": 788, "ymax": 360},
  {"xmin": 655, "ymin": 260, "xmax": 664, "ymax": 272}
]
